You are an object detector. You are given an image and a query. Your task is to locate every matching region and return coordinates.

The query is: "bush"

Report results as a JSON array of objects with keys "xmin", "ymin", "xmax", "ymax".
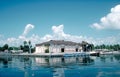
[{"xmin": 45, "ymin": 49, "xmax": 49, "ymax": 53}]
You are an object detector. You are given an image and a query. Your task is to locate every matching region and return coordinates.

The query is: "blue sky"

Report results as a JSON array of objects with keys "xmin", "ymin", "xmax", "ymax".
[{"xmin": 0, "ymin": 0, "xmax": 120, "ymax": 46}]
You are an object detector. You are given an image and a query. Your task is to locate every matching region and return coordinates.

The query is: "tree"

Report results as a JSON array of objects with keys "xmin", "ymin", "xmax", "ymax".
[
  {"xmin": 113, "ymin": 44, "xmax": 120, "ymax": 51},
  {"xmin": 23, "ymin": 40, "xmax": 33, "ymax": 53},
  {"xmin": 28, "ymin": 40, "xmax": 31, "ymax": 45},
  {"xmin": 3, "ymin": 44, "xmax": 9, "ymax": 51},
  {"xmin": 20, "ymin": 45, "xmax": 24, "ymax": 50},
  {"xmin": 110, "ymin": 45, "xmax": 113, "ymax": 50},
  {"xmin": 23, "ymin": 41, "xmax": 29, "ymax": 52},
  {"xmin": 23, "ymin": 45, "xmax": 29, "ymax": 52},
  {"xmin": 101, "ymin": 44, "xmax": 105, "ymax": 49},
  {"xmin": 45, "ymin": 49, "xmax": 49, "ymax": 53},
  {"xmin": 81, "ymin": 41, "xmax": 88, "ymax": 52},
  {"xmin": 28, "ymin": 40, "xmax": 32, "ymax": 53},
  {"xmin": 106, "ymin": 45, "xmax": 110, "ymax": 50},
  {"xmin": 91, "ymin": 44, "xmax": 94, "ymax": 50},
  {"xmin": 31, "ymin": 47, "xmax": 35, "ymax": 53},
  {"xmin": 0, "ymin": 47, "xmax": 4, "ymax": 51},
  {"xmin": 8, "ymin": 47, "xmax": 13, "ymax": 51},
  {"xmin": 23, "ymin": 41, "xmax": 27, "ymax": 46}
]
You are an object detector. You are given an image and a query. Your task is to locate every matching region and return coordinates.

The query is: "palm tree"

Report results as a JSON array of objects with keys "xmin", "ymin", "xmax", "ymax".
[
  {"xmin": 28, "ymin": 40, "xmax": 31, "ymax": 53},
  {"xmin": 24, "ymin": 41, "xmax": 27, "ymax": 46},
  {"xmin": 81, "ymin": 41, "xmax": 88, "ymax": 52}
]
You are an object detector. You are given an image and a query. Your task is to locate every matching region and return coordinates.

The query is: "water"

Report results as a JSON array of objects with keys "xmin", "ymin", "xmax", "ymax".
[{"xmin": 0, "ymin": 55, "xmax": 120, "ymax": 77}]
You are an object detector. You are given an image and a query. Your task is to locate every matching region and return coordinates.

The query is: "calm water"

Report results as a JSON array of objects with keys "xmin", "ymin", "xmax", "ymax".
[{"xmin": 0, "ymin": 55, "xmax": 120, "ymax": 77}]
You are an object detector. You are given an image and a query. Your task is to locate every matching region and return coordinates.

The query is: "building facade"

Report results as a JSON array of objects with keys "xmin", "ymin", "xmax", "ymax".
[{"xmin": 35, "ymin": 40, "xmax": 83, "ymax": 53}]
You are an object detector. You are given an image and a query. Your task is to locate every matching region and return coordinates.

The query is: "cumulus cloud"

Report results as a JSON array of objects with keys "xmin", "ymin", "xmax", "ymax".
[
  {"xmin": 52, "ymin": 24, "xmax": 65, "ymax": 35},
  {"xmin": 23, "ymin": 24, "xmax": 34, "ymax": 36},
  {"xmin": 0, "ymin": 24, "xmax": 36, "ymax": 46},
  {"xmin": 19, "ymin": 24, "xmax": 34, "ymax": 40},
  {"xmin": 91, "ymin": 4, "xmax": 120, "ymax": 30},
  {"xmin": 0, "ymin": 24, "xmax": 120, "ymax": 46},
  {"xmin": 41, "ymin": 24, "xmax": 120, "ymax": 45}
]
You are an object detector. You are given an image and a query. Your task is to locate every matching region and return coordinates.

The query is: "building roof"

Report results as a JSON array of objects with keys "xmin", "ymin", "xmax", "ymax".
[{"xmin": 36, "ymin": 40, "xmax": 82, "ymax": 46}]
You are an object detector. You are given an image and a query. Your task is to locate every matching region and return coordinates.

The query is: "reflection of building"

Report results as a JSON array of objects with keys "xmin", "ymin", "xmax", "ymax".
[
  {"xmin": 35, "ymin": 57, "xmax": 94, "ymax": 66},
  {"xmin": 35, "ymin": 57, "xmax": 94, "ymax": 77},
  {"xmin": 35, "ymin": 40, "xmax": 83, "ymax": 53}
]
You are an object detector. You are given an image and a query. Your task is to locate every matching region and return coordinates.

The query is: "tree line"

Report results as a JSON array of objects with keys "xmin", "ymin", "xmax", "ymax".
[
  {"xmin": 81, "ymin": 41, "xmax": 120, "ymax": 51},
  {"xmin": 0, "ymin": 40, "xmax": 120, "ymax": 52},
  {"xmin": 0, "ymin": 41, "xmax": 35, "ymax": 53},
  {"xmin": 94, "ymin": 44, "xmax": 120, "ymax": 51}
]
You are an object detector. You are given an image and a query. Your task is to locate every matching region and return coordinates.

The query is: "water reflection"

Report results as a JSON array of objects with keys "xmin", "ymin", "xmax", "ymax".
[
  {"xmin": 99, "ymin": 54, "xmax": 120, "ymax": 63},
  {"xmin": 16, "ymin": 57, "xmax": 32, "ymax": 77},
  {"xmin": 34, "ymin": 57, "xmax": 94, "ymax": 77},
  {"xmin": 0, "ymin": 56, "xmax": 94, "ymax": 77},
  {"xmin": 114, "ymin": 55, "xmax": 120, "ymax": 61},
  {"xmin": 0, "ymin": 55, "xmax": 120, "ymax": 77},
  {"xmin": 35, "ymin": 57, "xmax": 94, "ymax": 67},
  {"xmin": 0, "ymin": 55, "xmax": 12, "ymax": 68}
]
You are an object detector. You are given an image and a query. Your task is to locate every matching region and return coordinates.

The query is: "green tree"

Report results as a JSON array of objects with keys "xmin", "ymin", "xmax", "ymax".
[
  {"xmin": 23, "ymin": 41, "xmax": 28, "ymax": 52},
  {"xmin": 20, "ymin": 45, "xmax": 24, "ymax": 50},
  {"xmin": 23, "ymin": 45, "xmax": 29, "ymax": 52},
  {"xmin": 106, "ymin": 45, "xmax": 110, "ymax": 50},
  {"xmin": 113, "ymin": 44, "xmax": 120, "ymax": 51},
  {"xmin": 31, "ymin": 47, "xmax": 35, "ymax": 53},
  {"xmin": 28, "ymin": 40, "xmax": 31, "ymax": 45},
  {"xmin": 24, "ymin": 41, "xmax": 27, "ymax": 46},
  {"xmin": 3, "ymin": 44, "xmax": 9, "ymax": 51},
  {"xmin": 110, "ymin": 45, "xmax": 113, "ymax": 50},
  {"xmin": 45, "ymin": 49, "xmax": 49, "ymax": 53},
  {"xmin": 0, "ymin": 47, "xmax": 4, "ymax": 51},
  {"xmin": 101, "ymin": 44, "xmax": 105, "ymax": 49},
  {"xmin": 28, "ymin": 40, "xmax": 32, "ymax": 53},
  {"xmin": 23, "ymin": 40, "xmax": 33, "ymax": 53},
  {"xmin": 91, "ymin": 44, "xmax": 94, "ymax": 50},
  {"xmin": 8, "ymin": 47, "xmax": 13, "ymax": 51}
]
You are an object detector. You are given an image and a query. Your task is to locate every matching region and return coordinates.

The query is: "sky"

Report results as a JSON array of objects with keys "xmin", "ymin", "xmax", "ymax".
[{"xmin": 0, "ymin": 0, "xmax": 120, "ymax": 46}]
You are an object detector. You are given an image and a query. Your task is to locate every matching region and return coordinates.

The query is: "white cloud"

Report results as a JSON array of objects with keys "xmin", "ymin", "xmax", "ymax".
[
  {"xmin": 23, "ymin": 24, "xmax": 34, "ymax": 36},
  {"xmin": 0, "ymin": 24, "xmax": 36, "ymax": 46},
  {"xmin": 0, "ymin": 24, "xmax": 120, "ymax": 46},
  {"xmin": 19, "ymin": 24, "xmax": 34, "ymax": 39},
  {"xmin": 42, "ymin": 24, "xmax": 120, "ymax": 45},
  {"xmin": 52, "ymin": 24, "xmax": 65, "ymax": 36},
  {"xmin": 91, "ymin": 4, "xmax": 120, "ymax": 30}
]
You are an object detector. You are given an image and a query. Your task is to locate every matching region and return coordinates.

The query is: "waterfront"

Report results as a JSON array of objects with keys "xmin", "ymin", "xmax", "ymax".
[{"xmin": 0, "ymin": 55, "xmax": 120, "ymax": 77}]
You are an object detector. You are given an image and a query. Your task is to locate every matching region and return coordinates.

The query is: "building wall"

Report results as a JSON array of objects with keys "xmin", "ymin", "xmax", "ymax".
[
  {"xmin": 49, "ymin": 45, "xmax": 62, "ymax": 53},
  {"xmin": 35, "ymin": 44, "xmax": 83, "ymax": 53},
  {"xmin": 35, "ymin": 45, "xmax": 47, "ymax": 53}
]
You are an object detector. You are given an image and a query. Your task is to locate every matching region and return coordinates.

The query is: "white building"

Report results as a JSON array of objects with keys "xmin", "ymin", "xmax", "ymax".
[{"xmin": 35, "ymin": 40, "xmax": 83, "ymax": 53}]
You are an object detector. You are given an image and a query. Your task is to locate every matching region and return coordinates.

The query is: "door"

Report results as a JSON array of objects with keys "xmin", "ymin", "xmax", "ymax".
[{"xmin": 61, "ymin": 48, "xmax": 64, "ymax": 52}]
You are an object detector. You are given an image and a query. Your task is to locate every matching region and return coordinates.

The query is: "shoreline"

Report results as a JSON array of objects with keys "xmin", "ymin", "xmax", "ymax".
[
  {"xmin": 0, "ymin": 51, "xmax": 120, "ymax": 57},
  {"xmin": 11, "ymin": 52, "xmax": 90, "ymax": 57}
]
